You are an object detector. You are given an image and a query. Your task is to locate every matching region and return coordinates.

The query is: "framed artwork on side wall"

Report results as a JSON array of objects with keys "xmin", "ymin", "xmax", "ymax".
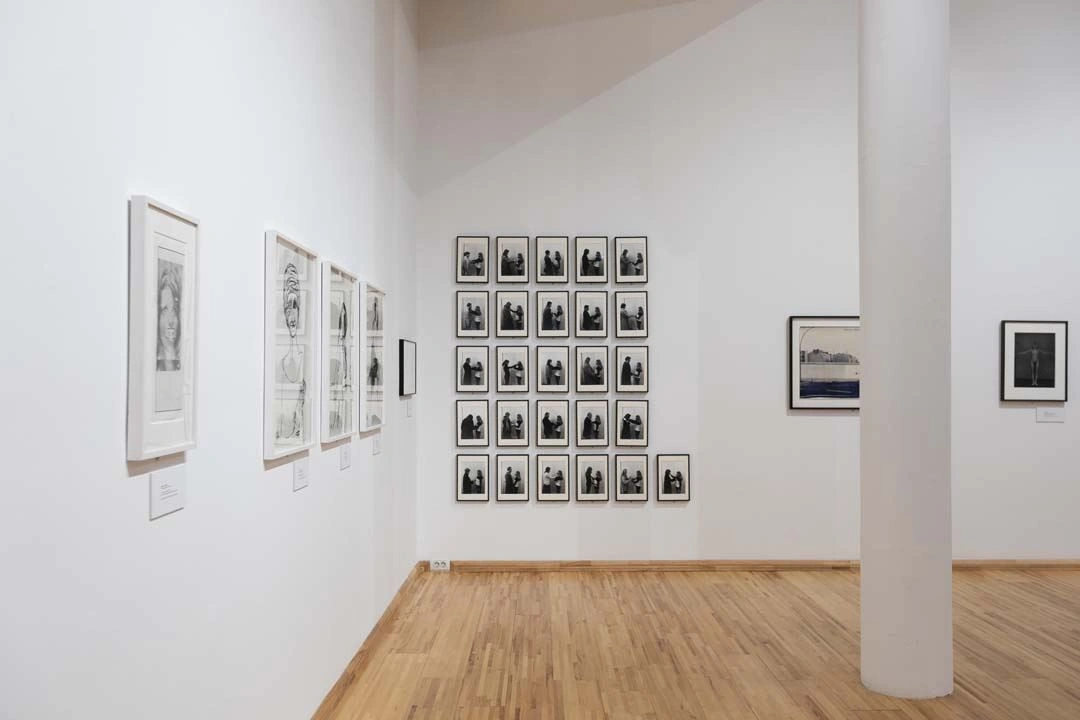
[
  {"xmin": 399, "ymin": 339, "xmax": 417, "ymax": 396},
  {"xmin": 360, "ymin": 282, "xmax": 387, "ymax": 431},
  {"xmin": 1001, "ymin": 321, "xmax": 1068, "ymax": 402},
  {"xmin": 321, "ymin": 261, "xmax": 360, "ymax": 443}
]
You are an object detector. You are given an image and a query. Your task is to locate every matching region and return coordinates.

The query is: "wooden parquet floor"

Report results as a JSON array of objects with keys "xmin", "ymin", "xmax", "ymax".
[{"xmin": 317, "ymin": 569, "xmax": 1080, "ymax": 719}]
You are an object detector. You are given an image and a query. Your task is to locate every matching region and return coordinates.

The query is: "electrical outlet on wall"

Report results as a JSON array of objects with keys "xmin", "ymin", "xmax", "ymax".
[{"xmin": 430, "ymin": 559, "xmax": 451, "ymax": 572}]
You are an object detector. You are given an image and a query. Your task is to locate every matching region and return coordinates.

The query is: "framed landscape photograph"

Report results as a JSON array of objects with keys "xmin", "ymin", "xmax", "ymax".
[
  {"xmin": 456, "ymin": 345, "xmax": 489, "ymax": 392},
  {"xmin": 457, "ymin": 290, "xmax": 489, "ymax": 338},
  {"xmin": 496, "ymin": 399, "xmax": 529, "ymax": 447},
  {"xmin": 536, "ymin": 454, "xmax": 570, "ymax": 501},
  {"xmin": 456, "ymin": 236, "xmax": 489, "ymax": 283},
  {"xmin": 456, "ymin": 399, "xmax": 489, "ymax": 448},
  {"xmin": 360, "ymin": 282, "xmax": 386, "ymax": 431},
  {"xmin": 535, "ymin": 236, "xmax": 569, "ymax": 283},
  {"xmin": 575, "ymin": 291, "xmax": 608, "ymax": 338},
  {"xmin": 536, "ymin": 400, "xmax": 570, "ymax": 447},
  {"xmin": 537, "ymin": 290, "xmax": 570, "ymax": 338},
  {"xmin": 615, "ymin": 399, "xmax": 649, "ymax": 447},
  {"xmin": 496, "ymin": 454, "xmax": 530, "ymax": 501},
  {"xmin": 615, "ymin": 454, "xmax": 648, "ymax": 502},
  {"xmin": 496, "ymin": 290, "xmax": 528, "ymax": 338},
  {"xmin": 1001, "ymin": 321, "xmax": 1068, "ymax": 402},
  {"xmin": 615, "ymin": 346, "xmax": 648, "ymax": 392},
  {"xmin": 576, "ymin": 454, "xmax": 610, "ymax": 501},
  {"xmin": 575, "ymin": 236, "xmax": 608, "ymax": 283},
  {"xmin": 788, "ymin": 316, "xmax": 861, "ymax": 410},
  {"xmin": 496, "ymin": 346, "xmax": 529, "ymax": 392},
  {"xmin": 321, "ymin": 261, "xmax": 360, "ymax": 443},
  {"xmin": 536, "ymin": 346, "xmax": 570, "ymax": 393},
  {"xmin": 576, "ymin": 345, "xmax": 609, "ymax": 393},
  {"xmin": 575, "ymin": 399, "xmax": 609, "ymax": 447},
  {"xmin": 128, "ymin": 196, "xmax": 199, "ymax": 461},
  {"xmin": 614, "ymin": 291, "xmax": 648, "ymax": 338},
  {"xmin": 399, "ymin": 339, "xmax": 417, "ymax": 396},
  {"xmin": 496, "ymin": 236, "xmax": 529, "ymax": 283},
  {"xmin": 614, "ymin": 236, "xmax": 648, "ymax": 283},
  {"xmin": 657, "ymin": 454, "xmax": 690, "ymax": 501},
  {"xmin": 456, "ymin": 454, "xmax": 490, "ymax": 501}
]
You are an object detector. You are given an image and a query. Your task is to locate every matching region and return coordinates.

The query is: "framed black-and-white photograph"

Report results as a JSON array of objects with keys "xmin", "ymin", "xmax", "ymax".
[
  {"xmin": 321, "ymin": 261, "xmax": 360, "ymax": 443},
  {"xmin": 614, "ymin": 291, "xmax": 648, "ymax": 338},
  {"xmin": 575, "ymin": 291, "xmax": 608, "ymax": 338},
  {"xmin": 496, "ymin": 236, "xmax": 529, "ymax": 283},
  {"xmin": 399, "ymin": 339, "xmax": 417, "ymax": 396},
  {"xmin": 615, "ymin": 399, "xmax": 648, "ymax": 447},
  {"xmin": 788, "ymin": 316, "xmax": 861, "ymax": 410},
  {"xmin": 457, "ymin": 290, "xmax": 489, "ymax": 338},
  {"xmin": 615, "ymin": 454, "xmax": 648, "ymax": 502},
  {"xmin": 575, "ymin": 399, "xmax": 609, "ymax": 447},
  {"xmin": 575, "ymin": 236, "xmax": 608, "ymax": 283},
  {"xmin": 496, "ymin": 399, "xmax": 529, "ymax": 447},
  {"xmin": 576, "ymin": 454, "xmax": 610, "ymax": 502},
  {"xmin": 615, "ymin": 346, "xmax": 649, "ymax": 392},
  {"xmin": 536, "ymin": 400, "xmax": 570, "ymax": 447},
  {"xmin": 1001, "ymin": 321, "xmax": 1068, "ymax": 402},
  {"xmin": 456, "ymin": 235, "xmax": 489, "ymax": 283},
  {"xmin": 456, "ymin": 454, "xmax": 490, "ymax": 501},
  {"xmin": 456, "ymin": 399, "xmax": 489, "ymax": 448},
  {"xmin": 657, "ymin": 454, "xmax": 690, "ymax": 501},
  {"xmin": 537, "ymin": 290, "xmax": 570, "ymax": 338},
  {"xmin": 496, "ymin": 346, "xmax": 529, "ymax": 392},
  {"xmin": 536, "ymin": 454, "xmax": 570, "ymax": 501},
  {"xmin": 496, "ymin": 454, "xmax": 530, "ymax": 501},
  {"xmin": 576, "ymin": 346, "xmax": 609, "ymax": 393},
  {"xmin": 536, "ymin": 346, "xmax": 570, "ymax": 393},
  {"xmin": 614, "ymin": 236, "xmax": 648, "ymax": 283},
  {"xmin": 496, "ymin": 291, "xmax": 528, "ymax": 338},
  {"xmin": 535, "ymin": 236, "xmax": 569, "ymax": 283},
  {"xmin": 456, "ymin": 345, "xmax": 489, "ymax": 393}
]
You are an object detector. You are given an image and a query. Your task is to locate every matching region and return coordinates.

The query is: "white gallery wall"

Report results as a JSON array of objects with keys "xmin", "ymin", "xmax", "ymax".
[{"xmin": 0, "ymin": 0, "xmax": 418, "ymax": 719}]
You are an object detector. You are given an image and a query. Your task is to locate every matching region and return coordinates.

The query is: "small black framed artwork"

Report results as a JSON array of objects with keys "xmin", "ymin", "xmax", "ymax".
[
  {"xmin": 536, "ymin": 399, "xmax": 570, "ymax": 447},
  {"xmin": 456, "ymin": 399, "xmax": 489, "ymax": 448},
  {"xmin": 495, "ymin": 290, "xmax": 529, "ymax": 338},
  {"xmin": 615, "ymin": 454, "xmax": 648, "ymax": 502},
  {"xmin": 575, "ymin": 291, "xmax": 608, "ymax": 338},
  {"xmin": 615, "ymin": 346, "xmax": 648, "ymax": 392},
  {"xmin": 576, "ymin": 454, "xmax": 610, "ymax": 502},
  {"xmin": 456, "ymin": 454, "xmax": 490, "ymax": 501},
  {"xmin": 456, "ymin": 345, "xmax": 489, "ymax": 393},
  {"xmin": 399, "ymin": 339, "xmax": 417, "ymax": 396},
  {"xmin": 496, "ymin": 454, "xmax": 530, "ymax": 501},
  {"xmin": 457, "ymin": 290, "xmax": 489, "ymax": 338},
  {"xmin": 496, "ymin": 346, "xmax": 530, "ymax": 392},
  {"xmin": 614, "ymin": 291, "xmax": 648, "ymax": 339},
  {"xmin": 575, "ymin": 236, "xmax": 609, "ymax": 283},
  {"xmin": 575, "ymin": 399, "xmax": 609, "ymax": 447},
  {"xmin": 537, "ymin": 290, "xmax": 570, "ymax": 338},
  {"xmin": 496, "ymin": 236, "xmax": 529, "ymax": 283},
  {"xmin": 615, "ymin": 399, "xmax": 648, "ymax": 447},
  {"xmin": 536, "ymin": 346, "xmax": 570, "ymax": 393},
  {"xmin": 614, "ymin": 236, "xmax": 648, "ymax": 283},
  {"xmin": 656, "ymin": 454, "xmax": 690, "ymax": 502},
  {"xmin": 496, "ymin": 399, "xmax": 529, "ymax": 447},
  {"xmin": 1001, "ymin": 321, "xmax": 1068, "ymax": 402},
  {"xmin": 536, "ymin": 454, "xmax": 570, "ymax": 501},
  {"xmin": 788, "ymin": 316, "xmax": 861, "ymax": 410},
  {"xmin": 576, "ymin": 345, "xmax": 609, "ymax": 393},
  {"xmin": 535, "ymin": 236, "xmax": 569, "ymax": 283},
  {"xmin": 456, "ymin": 236, "xmax": 490, "ymax": 283}
]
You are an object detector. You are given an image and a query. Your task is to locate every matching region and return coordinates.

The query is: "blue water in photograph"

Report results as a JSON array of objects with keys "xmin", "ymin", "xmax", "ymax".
[{"xmin": 800, "ymin": 380, "xmax": 860, "ymax": 399}]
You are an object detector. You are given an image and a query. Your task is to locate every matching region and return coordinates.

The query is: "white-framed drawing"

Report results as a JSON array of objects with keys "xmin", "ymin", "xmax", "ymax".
[
  {"xmin": 127, "ymin": 196, "xmax": 199, "ymax": 461},
  {"xmin": 360, "ymin": 282, "xmax": 388, "ymax": 431},
  {"xmin": 264, "ymin": 230, "xmax": 318, "ymax": 460},
  {"xmin": 321, "ymin": 261, "xmax": 359, "ymax": 443}
]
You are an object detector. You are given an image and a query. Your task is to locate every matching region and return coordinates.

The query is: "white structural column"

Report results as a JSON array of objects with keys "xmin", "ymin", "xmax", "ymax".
[{"xmin": 859, "ymin": 0, "xmax": 953, "ymax": 699}]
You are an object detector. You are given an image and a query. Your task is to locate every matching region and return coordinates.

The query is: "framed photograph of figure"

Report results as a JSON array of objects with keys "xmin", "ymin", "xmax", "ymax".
[
  {"xmin": 456, "ymin": 399, "xmax": 489, "ymax": 448},
  {"xmin": 399, "ymin": 339, "xmax": 417, "ymax": 396},
  {"xmin": 496, "ymin": 454, "xmax": 530, "ymax": 501},
  {"xmin": 1001, "ymin": 321, "xmax": 1068, "ymax": 402},
  {"xmin": 537, "ymin": 290, "xmax": 570, "ymax": 338},
  {"xmin": 788, "ymin": 316, "xmax": 861, "ymax": 410},
  {"xmin": 263, "ymin": 230, "xmax": 318, "ymax": 461},
  {"xmin": 576, "ymin": 454, "xmax": 610, "ymax": 501},
  {"xmin": 536, "ymin": 454, "xmax": 570, "ymax": 501},
  {"xmin": 456, "ymin": 345, "xmax": 489, "ymax": 393},
  {"xmin": 575, "ymin": 399, "xmax": 609, "ymax": 447},
  {"xmin": 535, "ymin": 236, "xmax": 569, "ymax": 283},
  {"xmin": 536, "ymin": 400, "xmax": 570, "ymax": 447},
  {"xmin": 575, "ymin": 291, "xmax": 608, "ymax": 338},
  {"xmin": 360, "ymin": 282, "xmax": 387, "ymax": 431},
  {"xmin": 496, "ymin": 236, "xmax": 529, "ymax": 283},
  {"xmin": 536, "ymin": 346, "xmax": 570, "ymax": 393},
  {"xmin": 576, "ymin": 346, "xmax": 609, "ymax": 393},
  {"xmin": 657, "ymin": 454, "xmax": 690, "ymax": 501},
  {"xmin": 496, "ymin": 399, "xmax": 529, "ymax": 447},
  {"xmin": 321, "ymin": 261, "xmax": 360, "ymax": 443},
  {"xmin": 128, "ymin": 196, "xmax": 199, "ymax": 461},
  {"xmin": 614, "ymin": 236, "xmax": 648, "ymax": 283},
  {"xmin": 575, "ymin": 236, "xmax": 608, "ymax": 283},
  {"xmin": 614, "ymin": 291, "xmax": 648, "ymax": 338},
  {"xmin": 496, "ymin": 346, "xmax": 529, "ymax": 392},
  {"xmin": 457, "ymin": 290, "xmax": 489, "ymax": 338},
  {"xmin": 615, "ymin": 346, "xmax": 649, "ymax": 392},
  {"xmin": 615, "ymin": 399, "xmax": 649, "ymax": 447},
  {"xmin": 615, "ymin": 454, "xmax": 648, "ymax": 502},
  {"xmin": 495, "ymin": 291, "xmax": 528, "ymax": 338},
  {"xmin": 456, "ymin": 454, "xmax": 490, "ymax": 501},
  {"xmin": 456, "ymin": 235, "xmax": 489, "ymax": 283}
]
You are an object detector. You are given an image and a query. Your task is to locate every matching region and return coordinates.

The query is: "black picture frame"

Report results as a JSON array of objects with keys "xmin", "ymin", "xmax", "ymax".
[
  {"xmin": 398, "ymin": 339, "xmax": 417, "ymax": 396},
  {"xmin": 614, "ymin": 454, "xmax": 649, "ymax": 502},
  {"xmin": 455, "ymin": 345, "xmax": 489, "ymax": 393},
  {"xmin": 536, "ymin": 454, "xmax": 571, "ymax": 502},
  {"xmin": 575, "ymin": 399, "xmax": 610, "ymax": 448},
  {"xmin": 575, "ymin": 454, "xmax": 611, "ymax": 502},
  {"xmin": 575, "ymin": 290, "xmax": 609, "ymax": 339},
  {"xmin": 455, "ymin": 399, "xmax": 490, "ymax": 448},
  {"xmin": 536, "ymin": 345, "xmax": 570, "ymax": 393},
  {"xmin": 536, "ymin": 290, "xmax": 571, "ymax": 338},
  {"xmin": 495, "ymin": 236, "xmax": 530, "ymax": 283},
  {"xmin": 495, "ymin": 346, "xmax": 530, "ymax": 393},
  {"xmin": 613, "ymin": 346, "xmax": 648, "ymax": 393},
  {"xmin": 456, "ymin": 235, "xmax": 490, "ymax": 283},
  {"xmin": 787, "ymin": 315, "xmax": 861, "ymax": 411},
  {"xmin": 495, "ymin": 399, "xmax": 530, "ymax": 447},
  {"xmin": 535, "ymin": 235, "xmax": 569, "ymax": 283},
  {"xmin": 613, "ymin": 291, "xmax": 648, "ymax": 339},
  {"xmin": 495, "ymin": 290, "xmax": 529, "ymax": 338},
  {"xmin": 613, "ymin": 236, "xmax": 648, "ymax": 284},
  {"xmin": 456, "ymin": 290, "xmax": 490, "ymax": 339},
  {"xmin": 1000, "ymin": 320, "xmax": 1069, "ymax": 402},
  {"xmin": 495, "ymin": 454, "xmax": 530, "ymax": 502},
  {"xmin": 574, "ymin": 236, "xmax": 609, "ymax": 283},
  {"xmin": 536, "ymin": 399, "xmax": 570, "ymax": 447},
  {"xmin": 456, "ymin": 454, "xmax": 490, "ymax": 502},
  {"xmin": 656, "ymin": 454, "xmax": 690, "ymax": 502},
  {"xmin": 614, "ymin": 399, "xmax": 649, "ymax": 447},
  {"xmin": 575, "ymin": 345, "xmax": 610, "ymax": 393}
]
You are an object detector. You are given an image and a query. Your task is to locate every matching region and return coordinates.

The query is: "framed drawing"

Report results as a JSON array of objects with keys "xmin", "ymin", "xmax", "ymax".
[
  {"xmin": 1001, "ymin": 321, "xmax": 1068, "ymax": 402},
  {"xmin": 657, "ymin": 454, "xmax": 690, "ymax": 501},
  {"xmin": 576, "ymin": 454, "xmax": 610, "ymax": 501},
  {"xmin": 321, "ymin": 261, "xmax": 360, "ymax": 443},
  {"xmin": 575, "ymin": 399, "xmax": 609, "ymax": 447},
  {"xmin": 456, "ymin": 345, "xmax": 489, "ymax": 392},
  {"xmin": 788, "ymin": 316, "xmax": 861, "ymax": 410},
  {"xmin": 496, "ymin": 291, "xmax": 528, "ymax": 338},
  {"xmin": 360, "ymin": 282, "xmax": 387, "ymax": 431},
  {"xmin": 399, "ymin": 339, "xmax": 417, "ymax": 396},
  {"xmin": 535, "ymin": 236, "xmax": 569, "ymax": 283},
  {"xmin": 536, "ymin": 346, "xmax": 570, "ymax": 393},
  {"xmin": 575, "ymin": 236, "xmax": 608, "ymax": 283},
  {"xmin": 496, "ymin": 346, "xmax": 529, "ymax": 392},
  {"xmin": 614, "ymin": 236, "xmax": 648, "ymax": 283},
  {"xmin": 457, "ymin": 454, "xmax": 490, "ymax": 501},
  {"xmin": 457, "ymin": 290, "xmax": 489, "ymax": 338},
  {"xmin": 496, "ymin": 399, "xmax": 529, "ymax": 447},
  {"xmin": 615, "ymin": 399, "xmax": 648, "ymax": 447},
  {"xmin": 263, "ymin": 230, "xmax": 317, "ymax": 461},
  {"xmin": 496, "ymin": 454, "xmax": 530, "ymax": 501},
  {"xmin": 536, "ymin": 454, "xmax": 570, "ymax": 501},
  {"xmin": 536, "ymin": 400, "xmax": 570, "ymax": 447},
  {"xmin": 575, "ymin": 291, "xmax": 608, "ymax": 338},
  {"xmin": 615, "ymin": 455, "xmax": 648, "ymax": 502},
  {"xmin": 576, "ymin": 346, "xmax": 609, "ymax": 392},
  {"xmin": 496, "ymin": 236, "xmax": 529, "ymax": 283},
  {"xmin": 537, "ymin": 290, "xmax": 570, "ymax": 338},
  {"xmin": 456, "ymin": 235, "xmax": 489, "ymax": 283},
  {"xmin": 127, "ymin": 196, "xmax": 199, "ymax": 461},
  {"xmin": 456, "ymin": 399, "xmax": 489, "ymax": 448},
  {"xmin": 614, "ymin": 291, "xmax": 648, "ymax": 338},
  {"xmin": 615, "ymin": 346, "xmax": 649, "ymax": 392}
]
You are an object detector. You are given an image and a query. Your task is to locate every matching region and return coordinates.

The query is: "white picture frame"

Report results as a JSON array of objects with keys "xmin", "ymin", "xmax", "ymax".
[
  {"xmin": 360, "ymin": 281, "xmax": 387, "ymax": 431},
  {"xmin": 321, "ymin": 261, "xmax": 360, "ymax": 443}
]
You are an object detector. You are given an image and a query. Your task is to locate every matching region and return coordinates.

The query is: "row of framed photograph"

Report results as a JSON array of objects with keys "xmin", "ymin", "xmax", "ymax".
[
  {"xmin": 457, "ymin": 289, "xmax": 647, "ymax": 339},
  {"xmin": 457, "ymin": 235, "xmax": 649, "ymax": 284},
  {"xmin": 457, "ymin": 345, "xmax": 648, "ymax": 394},
  {"xmin": 456, "ymin": 453, "xmax": 689, "ymax": 502},
  {"xmin": 458, "ymin": 398, "xmax": 649, "ymax": 448}
]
